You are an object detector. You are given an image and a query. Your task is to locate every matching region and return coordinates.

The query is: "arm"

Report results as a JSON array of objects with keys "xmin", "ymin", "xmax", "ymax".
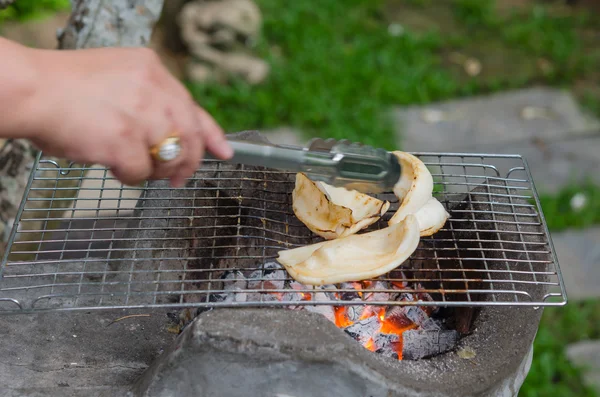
[
  {"xmin": 0, "ymin": 37, "xmax": 232, "ymax": 187},
  {"xmin": 0, "ymin": 37, "xmax": 41, "ymax": 140}
]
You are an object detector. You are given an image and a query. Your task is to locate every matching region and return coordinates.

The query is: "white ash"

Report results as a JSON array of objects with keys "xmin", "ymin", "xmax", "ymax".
[
  {"xmin": 217, "ymin": 270, "xmax": 248, "ymax": 303},
  {"xmin": 204, "ymin": 261, "xmax": 458, "ymax": 360},
  {"xmin": 420, "ymin": 317, "xmax": 443, "ymax": 331},
  {"xmin": 248, "ymin": 262, "xmax": 286, "ymax": 291},
  {"xmin": 338, "ymin": 282, "xmax": 364, "ymax": 300},
  {"xmin": 303, "ymin": 290, "xmax": 336, "ymax": 323},
  {"xmin": 402, "ymin": 330, "xmax": 460, "ymax": 360},
  {"xmin": 404, "ymin": 306, "xmax": 430, "ymax": 327}
]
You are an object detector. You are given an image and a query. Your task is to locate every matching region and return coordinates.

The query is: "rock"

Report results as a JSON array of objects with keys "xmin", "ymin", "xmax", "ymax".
[
  {"xmin": 550, "ymin": 228, "xmax": 600, "ymax": 301},
  {"xmin": 70, "ymin": 167, "xmax": 142, "ymax": 218},
  {"xmin": 179, "ymin": 0, "xmax": 269, "ymax": 85},
  {"xmin": 130, "ymin": 308, "xmax": 539, "ymax": 397},
  {"xmin": 0, "ymin": 0, "xmax": 15, "ymax": 9},
  {"xmin": 566, "ymin": 340, "xmax": 600, "ymax": 391},
  {"xmin": 392, "ymin": 87, "xmax": 600, "ymax": 193}
]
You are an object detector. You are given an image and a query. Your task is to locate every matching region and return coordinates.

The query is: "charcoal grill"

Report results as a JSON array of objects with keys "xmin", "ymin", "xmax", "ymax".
[{"xmin": 0, "ymin": 132, "xmax": 567, "ymax": 314}]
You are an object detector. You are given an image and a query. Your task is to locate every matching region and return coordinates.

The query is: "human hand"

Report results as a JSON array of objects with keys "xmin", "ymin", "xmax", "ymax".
[{"xmin": 23, "ymin": 46, "xmax": 232, "ymax": 187}]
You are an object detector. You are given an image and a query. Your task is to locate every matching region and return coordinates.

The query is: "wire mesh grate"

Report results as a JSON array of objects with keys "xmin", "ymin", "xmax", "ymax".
[{"xmin": 0, "ymin": 151, "xmax": 567, "ymax": 313}]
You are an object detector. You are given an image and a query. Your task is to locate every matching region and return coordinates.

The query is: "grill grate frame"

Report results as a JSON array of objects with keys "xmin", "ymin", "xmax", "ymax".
[{"xmin": 0, "ymin": 151, "xmax": 567, "ymax": 313}]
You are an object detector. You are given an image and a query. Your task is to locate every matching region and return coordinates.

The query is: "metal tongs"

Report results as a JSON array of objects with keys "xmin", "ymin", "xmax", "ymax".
[{"xmin": 208, "ymin": 137, "xmax": 401, "ymax": 194}]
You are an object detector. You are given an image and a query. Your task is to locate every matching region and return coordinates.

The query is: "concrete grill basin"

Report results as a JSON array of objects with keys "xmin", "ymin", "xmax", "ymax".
[{"xmin": 0, "ymin": 131, "xmax": 564, "ymax": 396}]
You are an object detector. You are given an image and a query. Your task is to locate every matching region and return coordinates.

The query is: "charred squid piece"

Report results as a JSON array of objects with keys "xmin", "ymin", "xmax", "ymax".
[{"xmin": 292, "ymin": 172, "xmax": 390, "ymax": 240}]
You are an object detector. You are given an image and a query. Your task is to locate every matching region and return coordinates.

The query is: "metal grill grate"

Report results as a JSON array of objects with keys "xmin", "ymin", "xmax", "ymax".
[{"xmin": 0, "ymin": 151, "xmax": 567, "ymax": 313}]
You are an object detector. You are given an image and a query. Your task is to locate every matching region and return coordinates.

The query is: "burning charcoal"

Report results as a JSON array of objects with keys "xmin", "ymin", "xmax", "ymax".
[
  {"xmin": 248, "ymin": 261, "xmax": 284, "ymax": 279},
  {"xmin": 218, "ymin": 270, "xmax": 248, "ymax": 303},
  {"xmin": 397, "ymin": 292, "xmax": 415, "ymax": 302},
  {"xmin": 373, "ymin": 332, "xmax": 400, "ymax": 352},
  {"xmin": 344, "ymin": 316, "xmax": 381, "ymax": 345},
  {"xmin": 319, "ymin": 284, "xmax": 338, "ymax": 300},
  {"xmin": 402, "ymin": 330, "xmax": 460, "ymax": 360},
  {"xmin": 345, "ymin": 303, "xmax": 367, "ymax": 323},
  {"xmin": 280, "ymin": 290, "xmax": 303, "ymax": 304},
  {"xmin": 416, "ymin": 292, "xmax": 434, "ymax": 303},
  {"xmin": 419, "ymin": 317, "xmax": 443, "ymax": 331},
  {"xmin": 248, "ymin": 264, "xmax": 286, "ymax": 291},
  {"xmin": 289, "ymin": 281, "xmax": 311, "ymax": 295},
  {"xmin": 246, "ymin": 263, "xmax": 286, "ymax": 302},
  {"xmin": 222, "ymin": 291, "xmax": 248, "ymax": 303},
  {"xmin": 205, "ymin": 271, "xmax": 245, "ymax": 303},
  {"xmin": 301, "ymin": 291, "xmax": 336, "ymax": 322},
  {"xmin": 338, "ymin": 282, "xmax": 363, "ymax": 300},
  {"xmin": 383, "ymin": 307, "xmax": 415, "ymax": 331},
  {"xmin": 364, "ymin": 281, "xmax": 392, "ymax": 303},
  {"xmin": 403, "ymin": 306, "xmax": 429, "ymax": 327},
  {"xmin": 376, "ymin": 348, "xmax": 399, "ymax": 360},
  {"xmin": 245, "ymin": 292, "xmax": 281, "ymax": 303},
  {"xmin": 285, "ymin": 281, "xmax": 312, "ymax": 308},
  {"xmin": 414, "ymin": 292, "xmax": 438, "ymax": 316},
  {"xmin": 221, "ymin": 271, "xmax": 247, "ymax": 290},
  {"xmin": 389, "ymin": 270, "xmax": 408, "ymax": 289}
]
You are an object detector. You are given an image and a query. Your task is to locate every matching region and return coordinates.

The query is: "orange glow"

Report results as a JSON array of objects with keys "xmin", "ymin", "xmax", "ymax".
[
  {"xmin": 299, "ymin": 292, "xmax": 312, "ymax": 301},
  {"xmin": 334, "ymin": 306, "xmax": 354, "ymax": 328},
  {"xmin": 364, "ymin": 338, "xmax": 376, "ymax": 352},
  {"xmin": 332, "ymin": 304, "xmax": 418, "ymax": 360},
  {"xmin": 391, "ymin": 281, "xmax": 407, "ymax": 289}
]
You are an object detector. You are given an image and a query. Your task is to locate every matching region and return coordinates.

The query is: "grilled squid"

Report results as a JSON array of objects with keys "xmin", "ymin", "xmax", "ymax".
[
  {"xmin": 292, "ymin": 172, "xmax": 390, "ymax": 240},
  {"xmin": 277, "ymin": 215, "xmax": 420, "ymax": 285},
  {"xmin": 387, "ymin": 151, "xmax": 449, "ymax": 237}
]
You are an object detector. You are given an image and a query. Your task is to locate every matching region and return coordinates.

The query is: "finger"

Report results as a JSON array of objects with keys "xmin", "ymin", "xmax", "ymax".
[
  {"xmin": 151, "ymin": 64, "xmax": 232, "ymax": 160},
  {"xmin": 111, "ymin": 141, "xmax": 153, "ymax": 186},
  {"xmin": 143, "ymin": 96, "xmax": 203, "ymax": 185},
  {"xmin": 170, "ymin": 128, "xmax": 204, "ymax": 188},
  {"xmin": 196, "ymin": 106, "xmax": 233, "ymax": 160}
]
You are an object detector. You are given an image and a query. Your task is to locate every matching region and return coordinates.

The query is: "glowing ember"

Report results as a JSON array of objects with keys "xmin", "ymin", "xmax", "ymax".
[{"xmin": 211, "ymin": 262, "xmax": 457, "ymax": 361}]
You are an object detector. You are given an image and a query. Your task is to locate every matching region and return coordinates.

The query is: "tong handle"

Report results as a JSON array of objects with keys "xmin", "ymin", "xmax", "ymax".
[
  {"xmin": 207, "ymin": 140, "xmax": 335, "ymax": 173},
  {"xmin": 205, "ymin": 138, "xmax": 400, "ymax": 193}
]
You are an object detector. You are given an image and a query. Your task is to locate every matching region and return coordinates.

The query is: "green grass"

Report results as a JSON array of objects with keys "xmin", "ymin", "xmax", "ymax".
[
  {"xmin": 538, "ymin": 183, "xmax": 600, "ymax": 232},
  {"xmin": 0, "ymin": 0, "xmax": 70, "ymax": 23},
  {"xmin": 187, "ymin": 0, "xmax": 600, "ymax": 149},
  {"xmin": 188, "ymin": 0, "xmax": 459, "ymax": 150},
  {"xmin": 520, "ymin": 300, "xmax": 600, "ymax": 397}
]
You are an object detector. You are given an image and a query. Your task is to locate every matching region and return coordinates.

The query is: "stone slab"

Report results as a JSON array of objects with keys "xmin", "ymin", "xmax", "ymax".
[
  {"xmin": 550, "ymin": 227, "xmax": 600, "ymax": 301},
  {"xmin": 71, "ymin": 168, "xmax": 142, "ymax": 218},
  {"xmin": 392, "ymin": 87, "xmax": 600, "ymax": 194},
  {"xmin": 0, "ymin": 309, "xmax": 176, "ymax": 397},
  {"xmin": 566, "ymin": 340, "xmax": 600, "ymax": 391},
  {"xmin": 131, "ymin": 308, "xmax": 538, "ymax": 397}
]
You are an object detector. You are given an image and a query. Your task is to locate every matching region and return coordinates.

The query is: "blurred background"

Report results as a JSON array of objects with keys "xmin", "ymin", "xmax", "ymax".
[{"xmin": 1, "ymin": 0, "xmax": 599, "ymax": 395}]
